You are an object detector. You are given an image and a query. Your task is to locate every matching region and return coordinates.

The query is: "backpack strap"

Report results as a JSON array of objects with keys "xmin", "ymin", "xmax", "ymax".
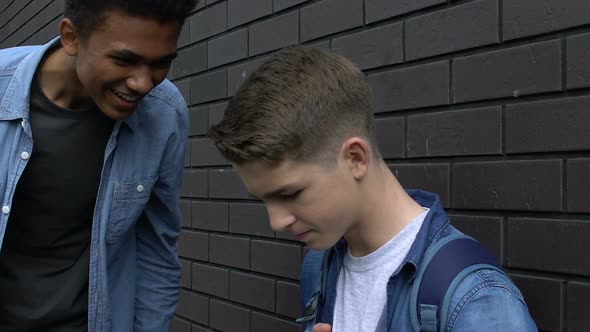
[
  {"xmin": 409, "ymin": 234, "xmax": 505, "ymax": 332},
  {"xmin": 297, "ymin": 250, "xmax": 329, "ymax": 332}
]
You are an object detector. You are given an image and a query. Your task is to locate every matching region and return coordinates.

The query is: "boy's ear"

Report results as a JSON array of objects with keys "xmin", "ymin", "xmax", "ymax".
[
  {"xmin": 341, "ymin": 137, "xmax": 370, "ymax": 180},
  {"xmin": 59, "ymin": 18, "xmax": 80, "ymax": 56}
]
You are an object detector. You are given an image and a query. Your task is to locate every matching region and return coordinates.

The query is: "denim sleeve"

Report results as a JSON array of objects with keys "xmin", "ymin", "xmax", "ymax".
[
  {"xmin": 133, "ymin": 103, "xmax": 189, "ymax": 332},
  {"xmin": 446, "ymin": 269, "xmax": 538, "ymax": 332}
]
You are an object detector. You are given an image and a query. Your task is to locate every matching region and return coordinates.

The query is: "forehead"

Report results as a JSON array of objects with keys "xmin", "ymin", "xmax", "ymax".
[
  {"xmin": 236, "ymin": 160, "xmax": 313, "ymax": 193},
  {"xmin": 83, "ymin": 10, "xmax": 181, "ymax": 56}
]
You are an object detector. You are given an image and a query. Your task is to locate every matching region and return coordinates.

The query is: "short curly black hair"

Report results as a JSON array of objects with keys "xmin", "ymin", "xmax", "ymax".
[{"xmin": 64, "ymin": 0, "xmax": 199, "ymax": 39}]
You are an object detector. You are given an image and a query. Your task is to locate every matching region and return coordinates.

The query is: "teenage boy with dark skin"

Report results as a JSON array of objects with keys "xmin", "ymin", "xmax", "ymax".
[
  {"xmin": 0, "ymin": 0, "xmax": 198, "ymax": 331},
  {"xmin": 209, "ymin": 47, "xmax": 538, "ymax": 332}
]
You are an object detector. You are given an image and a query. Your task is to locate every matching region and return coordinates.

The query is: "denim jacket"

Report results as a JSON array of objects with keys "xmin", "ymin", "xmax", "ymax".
[
  {"xmin": 0, "ymin": 38, "xmax": 188, "ymax": 331},
  {"xmin": 301, "ymin": 190, "xmax": 538, "ymax": 331}
]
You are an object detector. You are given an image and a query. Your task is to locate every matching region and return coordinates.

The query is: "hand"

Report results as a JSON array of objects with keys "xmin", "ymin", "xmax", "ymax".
[{"xmin": 313, "ymin": 323, "xmax": 332, "ymax": 332}]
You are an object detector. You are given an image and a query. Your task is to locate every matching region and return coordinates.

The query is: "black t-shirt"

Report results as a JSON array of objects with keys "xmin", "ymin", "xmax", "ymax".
[{"xmin": 0, "ymin": 46, "xmax": 114, "ymax": 331}]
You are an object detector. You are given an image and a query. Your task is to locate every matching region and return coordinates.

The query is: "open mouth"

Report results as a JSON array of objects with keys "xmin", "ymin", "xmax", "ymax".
[{"xmin": 112, "ymin": 89, "xmax": 140, "ymax": 103}]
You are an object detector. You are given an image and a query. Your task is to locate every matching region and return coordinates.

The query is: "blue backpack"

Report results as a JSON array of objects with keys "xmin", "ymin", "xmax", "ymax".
[{"xmin": 297, "ymin": 234, "xmax": 506, "ymax": 332}]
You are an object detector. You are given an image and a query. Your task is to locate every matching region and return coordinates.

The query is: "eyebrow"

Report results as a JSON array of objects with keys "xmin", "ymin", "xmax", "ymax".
[
  {"xmin": 251, "ymin": 185, "xmax": 300, "ymax": 200},
  {"xmin": 108, "ymin": 49, "xmax": 178, "ymax": 63}
]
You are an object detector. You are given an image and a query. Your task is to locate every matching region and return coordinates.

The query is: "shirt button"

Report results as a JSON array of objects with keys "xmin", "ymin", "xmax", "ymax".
[
  {"xmin": 2, "ymin": 206, "xmax": 10, "ymax": 214},
  {"xmin": 21, "ymin": 120, "xmax": 25, "ymax": 128},
  {"xmin": 136, "ymin": 185, "xmax": 145, "ymax": 193},
  {"xmin": 21, "ymin": 152, "xmax": 30, "ymax": 160}
]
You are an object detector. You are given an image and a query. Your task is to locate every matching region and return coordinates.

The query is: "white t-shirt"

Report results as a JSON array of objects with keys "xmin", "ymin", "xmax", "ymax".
[{"xmin": 332, "ymin": 209, "xmax": 429, "ymax": 332}]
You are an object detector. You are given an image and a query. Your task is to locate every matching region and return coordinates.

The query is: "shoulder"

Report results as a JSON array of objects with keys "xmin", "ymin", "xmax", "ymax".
[
  {"xmin": 445, "ymin": 269, "xmax": 537, "ymax": 331},
  {"xmin": 139, "ymin": 80, "xmax": 188, "ymax": 131},
  {"xmin": 0, "ymin": 45, "xmax": 40, "ymax": 96},
  {"xmin": 0, "ymin": 45, "xmax": 40, "ymax": 71},
  {"xmin": 145, "ymin": 79, "xmax": 187, "ymax": 117}
]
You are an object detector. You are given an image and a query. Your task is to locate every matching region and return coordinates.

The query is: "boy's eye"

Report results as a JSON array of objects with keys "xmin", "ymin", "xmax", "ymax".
[{"xmin": 278, "ymin": 190, "xmax": 302, "ymax": 200}]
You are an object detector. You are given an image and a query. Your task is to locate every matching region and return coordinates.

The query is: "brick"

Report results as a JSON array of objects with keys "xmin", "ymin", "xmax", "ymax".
[
  {"xmin": 227, "ymin": 57, "xmax": 269, "ymax": 96},
  {"xmin": 192, "ymin": 263, "xmax": 229, "ymax": 299},
  {"xmin": 170, "ymin": 317, "xmax": 191, "ymax": 332},
  {"xmin": 188, "ymin": 106, "xmax": 209, "ymax": 136},
  {"xmin": 389, "ymin": 164, "xmax": 450, "ymax": 207},
  {"xmin": 174, "ymin": 78, "xmax": 191, "ymax": 105},
  {"xmin": 332, "ymin": 22, "xmax": 403, "ymax": 70},
  {"xmin": 511, "ymin": 275, "xmax": 562, "ymax": 332},
  {"xmin": 249, "ymin": 10, "xmax": 299, "ymax": 56},
  {"xmin": 365, "ymin": 0, "xmax": 446, "ymax": 24},
  {"xmin": 180, "ymin": 200, "xmax": 192, "ymax": 228},
  {"xmin": 229, "ymin": 203, "xmax": 274, "ymax": 238},
  {"xmin": 406, "ymin": 0, "xmax": 498, "ymax": 60},
  {"xmin": 407, "ymin": 107, "xmax": 502, "ymax": 157},
  {"xmin": 176, "ymin": 290, "xmax": 209, "ymax": 325},
  {"xmin": 209, "ymin": 169, "xmax": 250, "ymax": 199},
  {"xmin": 179, "ymin": 230, "xmax": 209, "ymax": 261},
  {"xmin": 181, "ymin": 170, "xmax": 209, "ymax": 198},
  {"xmin": 453, "ymin": 40, "xmax": 562, "ymax": 103},
  {"xmin": 0, "ymin": 0, "xmax": 51, "ymax": 42},
  {"xmin": 209, "ymin": 102, "xmax": 228, "ymax": 126},
  {"xmin": 251, "ymin": 312, "xmax": 300, "ymax": 332},
  {"xmin": 567, "ymin": 282, "xmax": 590, "ymax": 332},
  {"xmin": 274, "ymin": 0, "xmax": 309, "ymax": 12},
  {"xmin": 506, "ymin": 97, "xmax": 590, "ymax": 153},
  {"xmin": 190, "ymin": 138, "xmax": 228, "ymax": 167},
  {"xmin": 1, "ymin": 0, "xmax": 61, "ymax": 47},
  {"xmin": 194, "ymin": 1, "xmax": 206, "ymax": 10},
  {"xmin": 304, "ymin": 40, "xmax": 331, "ymax": 51},
  {"xmin": 251, "ymin": 240, "xmax": 301, "ymax": 279},
  {"xmin": 174, "ymin": 43, "xmax": 207, "ymax": 78},
  {"xmin": 375, "ymin": 117, "xmax": 405, "ymax": 159},
  {"xmin": 208, "ymin": 28, "xmax": 248, "ymax": 68},
  {"xmin": 567, "ymin": 32, "xmax": 590, "ymax": 89},
  {"xmin": 21, "ymin": 16, "xmax": 60, "ymax": 46},
  {"xmin": 507, "ymin": 218, "xmax": 590, "ymax": 276},
  {"xmin": 181, "ymin": 259, "xmax": 192, "ymax": 288},
  {"xmin": 192, "ymin": 201, "xmax": 229, "ymax": 232},
  {"xmin": 228, "ymin": 0, "xmax": 273, "ymax": 28},
  {"xmin": 449, "ymin": 215, "xmax": 502, "ymax": 260},
  {"xmin": 300, "ymin": 0, "xmax": 363, "ymax": 42},
  {"xmin": 191, "ymin": 325, "xmax": 213, "ymax": 332},
  {"xmin": 210, "ymin": 234, "xmax": 251, "ymax": 269},
  {"xmin": 369, "ymin": 61, "xmax": 449, "ymax": 113},
  {"xmin": 190, "ymin": 69, "xmax": 226, "ymax": 105},
  {"xmin": 503, "ymin": 0, "xmax": 590, "ymax": 41},
  {"xmin": 567, "ymin": 159, "xmax": 590, "ymax": 213},
  {"xmin": 210, "ymin": 300, "xmax": 250, "ymax": 332},
  {"xmin": 190, "ymin": 2, "xmax": 227, "ymax": 43},
  {"xmin": 452, "ymin": 161, "xmax": 562, "ymax": 211},
  {"xmin": 275, "ymin": 230, "xmax": 299, "ymax": 242},
  {"xmin": 185, "ymin": 142, "xmax": 191, "ymax": 167},
  {"xmin": 177, "ymin": 19, "xmax": 190, "ymax": 48},
  {"xmin": 230, "ymin": 271, "xmax": 275, "ymax": 311},
  {"xmin": 277, "ymin": 281, "xmax": 301, "ymax": 318}
]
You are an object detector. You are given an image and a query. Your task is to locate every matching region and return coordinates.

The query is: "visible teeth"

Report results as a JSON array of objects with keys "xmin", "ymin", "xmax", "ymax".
[{"xmin": 113, "ymin": 89, "xmax": 139, "ymax": 102}]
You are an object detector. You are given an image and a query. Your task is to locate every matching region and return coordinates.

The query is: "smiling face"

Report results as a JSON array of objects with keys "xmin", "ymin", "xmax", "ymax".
[
  {"xmin": 61, "ymin": 10, "xmax": 181, "ymax": 120},
  {"xmin": 236, "ymin": 158, "xmax": 364, "ymax": 250}
]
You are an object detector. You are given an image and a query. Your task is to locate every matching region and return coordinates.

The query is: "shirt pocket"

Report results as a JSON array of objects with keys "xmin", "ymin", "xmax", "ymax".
[{"xmin": 106, "ymin": 177, "xmax": 157, "ymax": 245}]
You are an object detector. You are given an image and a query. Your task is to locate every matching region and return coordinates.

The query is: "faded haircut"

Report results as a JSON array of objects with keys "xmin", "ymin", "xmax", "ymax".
[{"xmin": 209, "ymin": 46, "xmax": 379, "ymax": 165}]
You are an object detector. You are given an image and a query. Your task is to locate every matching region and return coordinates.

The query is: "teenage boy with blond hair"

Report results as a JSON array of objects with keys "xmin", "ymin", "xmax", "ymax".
[{"xmin": 209, "ymin": 47, "xmax": 537, "ymax": 332}]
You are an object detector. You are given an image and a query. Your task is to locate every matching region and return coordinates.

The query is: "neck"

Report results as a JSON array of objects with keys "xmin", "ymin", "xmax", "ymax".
[
  {"xmin": 344, "ymin": 161, "xmax": 425, "ymax": 257},
  {"xmin": 39, "ymin": 47, "xmax": 94, "ymax": 111}
]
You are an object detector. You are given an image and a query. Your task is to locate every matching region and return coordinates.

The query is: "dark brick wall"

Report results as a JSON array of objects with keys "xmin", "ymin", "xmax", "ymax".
[{"xmin": 2, "ymin": 1, "xmax": 590, "ymax": 331}]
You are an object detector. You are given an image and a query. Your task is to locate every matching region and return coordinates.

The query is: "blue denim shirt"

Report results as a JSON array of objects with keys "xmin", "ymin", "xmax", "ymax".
[
  {"xmin": 302, "ymin": 190, "xmax": 538, "ymax": 331},
  {"xmin": 0, "ymin": 38, "xmax": 187, "ymax": 331}
]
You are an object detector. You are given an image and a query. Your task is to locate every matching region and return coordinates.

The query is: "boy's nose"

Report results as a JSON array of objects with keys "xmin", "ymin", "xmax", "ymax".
[{"xmin": 266, "ymin": 203, "xmax": 296, "ymax": 232}]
